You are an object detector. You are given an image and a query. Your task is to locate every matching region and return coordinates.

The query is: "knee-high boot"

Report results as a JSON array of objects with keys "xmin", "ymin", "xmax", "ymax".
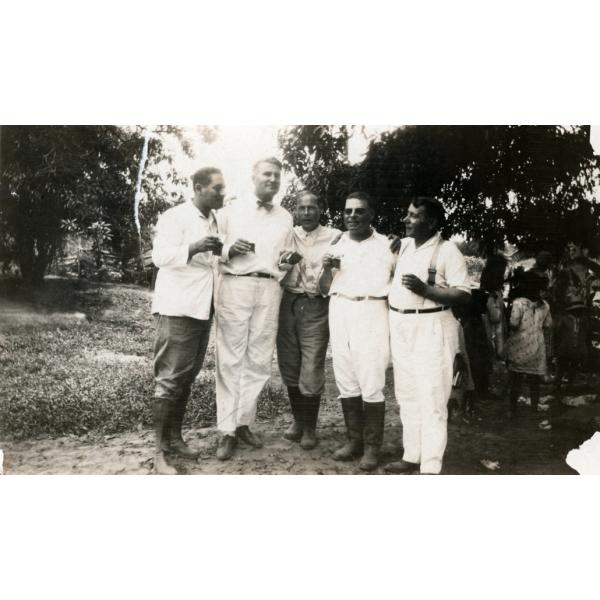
[
  {"xmin": 333, "ymin": 396, "xmax": 364, "ymax": 461},
  {"xmin": 300, "ymin": 394, "xmax": 320, "ymax": 450},
  {"xmin": 153, "ymin": 398, "xmax": 177, "ymax": 475},
  {"xmin": 170, "ymin": 396, "xmax": 200, "ymax": 459},
  {"xmin": 359, "ymin": 401, "xmax": 385, "ymax": 471},
  {"xmin": 284, "ymin": 386, "xmax": 304, "ymax": 441}
]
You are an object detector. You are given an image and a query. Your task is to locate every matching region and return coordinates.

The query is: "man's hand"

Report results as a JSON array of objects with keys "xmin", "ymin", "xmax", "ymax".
[
  {"xmin": 322, "ymin": 253, "xmax": 337, "ymax": 269},
  {"xmin": 388, "ymin": 234, "xmax": 401, "ymax": 254},
  {"xmin": 280, "ymin": 250, "xmax": 303, "ymax": 265},
  {"xmin": 189, "ymin": 235, "xmax": 223, "ymax": 257},
  {"xmin": 401, "ymin": 273, "xmax": 428, "ymax": 297},
  {"xmin": 229, "ymin": 238, "xmax": 255, "ymax": 258}
]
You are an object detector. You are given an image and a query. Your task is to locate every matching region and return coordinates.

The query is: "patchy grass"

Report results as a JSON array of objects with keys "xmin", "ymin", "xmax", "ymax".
[{"xmin": 0, "ymin": 278, "xmax": 287, "ymax": 440}]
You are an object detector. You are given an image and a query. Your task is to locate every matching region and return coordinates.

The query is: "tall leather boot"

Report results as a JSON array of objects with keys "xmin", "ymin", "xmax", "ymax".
[
  {"xmin": 359, "ymin": 401, "xmax": 385, "ymax": 472},
  {"xmin": 170, "ymin": 396, "xmax": 200, "ymax": 459},
  {"xmin": 333, "ymin": 396, "xmax": 364, "ymax": 461},
  {"xmin": 300, "ymin": 394, "xmax": 320, "ymax": 450},
  {"xmin": 283, "ymin": 386, "xmax": 304, "ymax": 441},
  {"xmin": 153, "ymin": 398, "xmax": 177, "ymax": 475}
]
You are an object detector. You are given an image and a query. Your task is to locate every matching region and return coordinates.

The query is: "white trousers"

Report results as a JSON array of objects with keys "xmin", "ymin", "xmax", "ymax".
[
  {"xmin": 389, "ymin": 309, "xmax": 459, "ymax": 474},
  {"xmin": 329, "ymin": 296, "xmax": 390, "ymax": 403},
  {"xmin": 215, "ymin": 276, "xmax": 283, "ymax": 434}
]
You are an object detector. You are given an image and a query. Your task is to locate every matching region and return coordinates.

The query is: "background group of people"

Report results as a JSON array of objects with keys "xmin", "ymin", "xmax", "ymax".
[
  {"xmin": 149, "ymin": 157, "xmax": 599, "ymax": 476},
  {"xmin": 456, "ymin": 242, "xmax": 600, "ymax": 422}
]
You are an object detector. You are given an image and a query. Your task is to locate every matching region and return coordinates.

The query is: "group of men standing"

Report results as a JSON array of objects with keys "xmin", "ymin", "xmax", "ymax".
[{"xmin": 150, "ymin": 157, "xmax": 471, "ymax": 475}]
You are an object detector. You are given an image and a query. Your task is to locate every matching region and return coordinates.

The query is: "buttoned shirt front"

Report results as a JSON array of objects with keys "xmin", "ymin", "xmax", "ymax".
[
  {"xmin": 217, "ymin": 197, "xmax": 293, "ymax": 280},
  {"xmin": 389, "ymin": 232, "xmax": 471, "ymax": 310},
  {"xmin": 282, "ymin": 225, "xmax": 342, "ymax": 296},
  {"xmin": 328, "ymin": 230, "xmax": 396, "ymax": 298},
  {"xmin": 151, "ymin": 200, "xmax": 218, "ymax": 320}
]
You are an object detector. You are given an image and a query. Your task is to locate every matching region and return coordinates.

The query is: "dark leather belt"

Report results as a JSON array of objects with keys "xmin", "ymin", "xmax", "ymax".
[
  {"xmin": 389, "ymin": 305, "xmax": 450, "ymax": 314},
  {"xmin": 285, "ymin": 291, "xmax": 326, "ymax": 300},
  {"xmin": 332, "ymin": 292, "xmax": 388, "ymax": 302},
  {"xmin": 225, "ymin": 272, "xmax": 275, "ymax": 280}
]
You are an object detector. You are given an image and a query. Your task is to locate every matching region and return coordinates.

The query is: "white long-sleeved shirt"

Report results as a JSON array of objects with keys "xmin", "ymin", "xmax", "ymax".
[
  {"xmin": 151, "ymin": 200, "xmax": 218, "ymax": 320},
  {"xmin": 388, "ymin": 233, "xmax": 471, "ymax": 310},
  {"xmin": 328, "ymin": 230, "xmax": 396, "ymax": 298},
  {"xmin": 217, "ymin": 197, "xmax": 293, "ymax": 280},
  {"xmin": 281, "ymin": 225, "xmax": 342, "ymax": 296}
]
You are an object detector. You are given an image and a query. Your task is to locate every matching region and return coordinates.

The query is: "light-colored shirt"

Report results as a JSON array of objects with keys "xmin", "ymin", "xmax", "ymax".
[
  {"xmin": 328, "ymin": 230, "xmax": 396, "ymax": 298},
  {"xmin": 389, "ymin": 232, "xmax": 471, "ymax": 310},
  {"xmin": 151, "ymin": 200, "xmax": 218, "ymax": 320},
  {"xmin": 281, "ymin": 225, "xmax": 342, "ymax": 296},
  {"xmin": 217, "ymin": 196, "xmax": 293, "ymax": 280}
]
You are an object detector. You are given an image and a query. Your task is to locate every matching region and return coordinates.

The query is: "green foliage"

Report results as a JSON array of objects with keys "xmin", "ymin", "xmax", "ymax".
[
  {"xmin": 0, "ymin": 125, "xmax": 192, "ymax": 285},
  {"xmin": 0, "ymin": 280, "xmax": 287, "ymax": 440},
  {"xmin": 278, "ymin": 125, "xmax": 356, "ymax": 222},
  {"xmin": 279, "ymin": 125, "xmax": 600, "ymax": 250}
]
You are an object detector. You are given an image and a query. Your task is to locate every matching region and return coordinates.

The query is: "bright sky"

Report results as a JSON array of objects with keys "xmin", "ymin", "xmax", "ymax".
[
  {"xmin": 167, "ymin": 126, "xmax": 286, "ymax": 203},
  {"xmin": 161, "ymin": 125, "xmax": 395, "ymax": 204}
]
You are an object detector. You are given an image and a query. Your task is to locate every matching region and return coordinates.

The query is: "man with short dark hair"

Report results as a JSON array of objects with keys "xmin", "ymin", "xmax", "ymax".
[
  {"xmin": 214, "ymin": 157, "xmax": 293, "ymax": 460},
  {"xmin": 151, "ymin": 167, "xmax": 225, "ymax": 474},
  {"xmin": 277, "ymin": 191, "xmax": 341, "ymax": 449},
  {"xmin": 386, "ymin": 197, "xmax": 470, "ymax": 475},
  {"xmin": 319, "ymin": 192, "xmax": 396, "ymax": 471}
]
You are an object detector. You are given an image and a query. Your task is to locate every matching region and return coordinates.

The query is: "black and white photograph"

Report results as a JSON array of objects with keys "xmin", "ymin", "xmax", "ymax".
[
  {"xmin": 2, "ymin": 3, "xmax": 600, "ymax": 599},
  {"xmin": 2, "ymin": 124, "xmax": 600, "ymax": 476}
]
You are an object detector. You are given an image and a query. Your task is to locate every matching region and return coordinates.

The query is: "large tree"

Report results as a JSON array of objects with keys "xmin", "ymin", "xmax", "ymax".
[
  {"xmin": 279, "ymin": 125, "xmax": 600, "ymax": 253},
  {"xmin": 0, "ymin": 125, "xmax": 194, "ymax": 285}
]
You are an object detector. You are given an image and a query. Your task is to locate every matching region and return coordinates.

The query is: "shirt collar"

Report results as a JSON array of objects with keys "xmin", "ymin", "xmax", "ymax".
[
  {"xmin": 413, "ymin": 231, "xmax": 442, "ymax": 252},
  {"xmin": 343, "ymin": 227, "xmax": 377, "ymax": 244},
  {"xmin": 187, "ymin": 199, "xmax": 215, "ymax": 222},
  {"xmin": 297, "ymin": 224, "xmax": 322, "ymax": 239}
]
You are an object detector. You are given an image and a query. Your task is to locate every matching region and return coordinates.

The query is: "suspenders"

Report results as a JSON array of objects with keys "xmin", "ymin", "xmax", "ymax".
[
  {"xmin": 427, "ymin": 238, "xmax": 444, "ymax": 286},
  {"xmin": 398, "ymin": 236, "xmax": 445, "ymax": 287}
]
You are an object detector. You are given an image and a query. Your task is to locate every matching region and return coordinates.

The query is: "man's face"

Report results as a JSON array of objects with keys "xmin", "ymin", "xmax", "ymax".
[
  {"xmin": 344, "ymin": 198, "xmax": 373, "ymax": 236},
  {"xmin": 197, "ymin": 173, "xmax": 225, "ymax": 209},
  {"xmin": 403, "ymin": 203, "xmax": 434, "ymax": 240},
  {"xmin": 295, "ymin": 194, "xmax": 321, "ymax": 232},
  {"xmin": 253, "ymin": 161, "xmax": 281, "ymax": 200}
]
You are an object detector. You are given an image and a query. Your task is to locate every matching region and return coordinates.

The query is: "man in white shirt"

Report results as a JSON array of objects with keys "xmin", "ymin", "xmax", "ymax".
[
  {"xmin": 385, "ymin": 197, "xmax": 471, "ymax": 475},
  {"xmin": 277, "ymin": 191, "xmax": 341, "ymax": 449},
  {"xmin": 319, "ymin": 192, "xmax": 396, "ymax": 471},
  {"xmin": 151, "ymin": 167, "xmax": 225, "ymax": 475},
  {"xmin": 214, "ymin": 157, "xmax": 293, "ymax": 460}
]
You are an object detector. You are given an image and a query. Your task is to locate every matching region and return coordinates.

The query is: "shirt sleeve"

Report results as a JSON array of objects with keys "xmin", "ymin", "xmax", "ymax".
[
  {"xmin": 442, "ymin": 242, "xmax": 471, "ymax": 293},
  {"xmin": 215, "ymin": 205, "xmax": 231, "ymax": 263},
  {"xmin": 151, "ymin": 210, "xmax": 189, "ymax": 268}
]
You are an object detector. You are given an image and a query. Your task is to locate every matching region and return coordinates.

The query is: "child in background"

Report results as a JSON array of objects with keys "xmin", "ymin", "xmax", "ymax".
[{"xmin": 506, "ymin": 271, "xmax": 553, "ymax": 416}]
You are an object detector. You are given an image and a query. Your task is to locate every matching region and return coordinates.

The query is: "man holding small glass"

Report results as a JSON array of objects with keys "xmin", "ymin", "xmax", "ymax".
[{"xmin": 214, "ymin": 158, "xmax": 294, "ymax": 460}]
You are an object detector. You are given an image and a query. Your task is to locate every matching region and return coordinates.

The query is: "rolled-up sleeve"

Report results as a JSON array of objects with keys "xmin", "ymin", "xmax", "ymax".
[
  {"xmin": 152, "ymin": 211, "xmax": 190, "ymax": 268},
  {"xmin": 444, "ymin": 243, "xmax": 471, "ymax": 294}
]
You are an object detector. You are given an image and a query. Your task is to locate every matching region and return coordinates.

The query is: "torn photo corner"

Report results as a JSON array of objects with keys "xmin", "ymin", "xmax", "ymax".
[{"xmin": 566, "ymin": 432, "xmax": 600, "ymax": 475}]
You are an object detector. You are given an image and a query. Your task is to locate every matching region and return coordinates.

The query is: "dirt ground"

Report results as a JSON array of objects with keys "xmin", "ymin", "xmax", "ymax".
[{"xmin": 3, "ymin": 358, "xmax": 594, "ymax": 475}]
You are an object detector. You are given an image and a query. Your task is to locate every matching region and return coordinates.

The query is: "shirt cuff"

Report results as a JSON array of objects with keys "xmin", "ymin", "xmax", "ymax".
[{"xmin": 219, "ymin": 243, "xmax": 232, "ymax": 263}]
